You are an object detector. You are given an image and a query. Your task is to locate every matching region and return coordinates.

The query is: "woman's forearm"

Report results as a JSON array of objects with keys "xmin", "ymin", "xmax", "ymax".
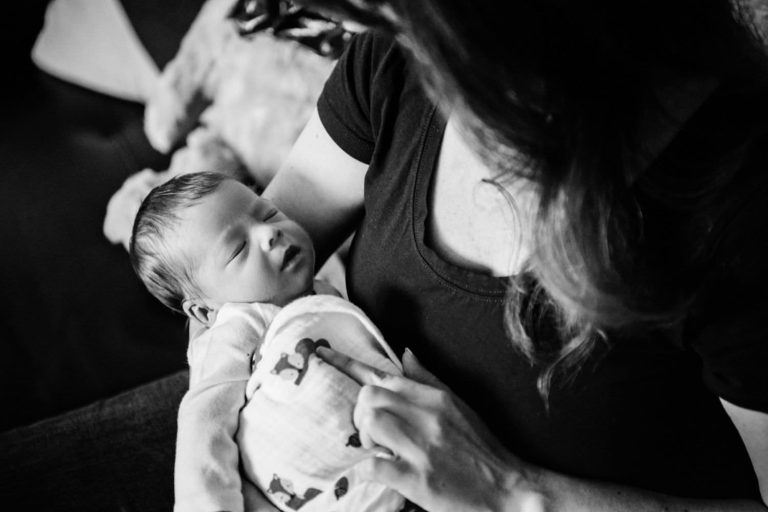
[
  {"xmin": 528, "ymin": 468, "xmax": 768, "ymax": 512},
  {"xmin": 264, "ymin": 109, "xmax": 366, "ymax": 267}
]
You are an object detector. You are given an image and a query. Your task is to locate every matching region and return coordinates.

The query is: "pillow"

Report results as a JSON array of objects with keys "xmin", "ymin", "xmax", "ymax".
[
  {"xmin": 31, "ymin": 0, "xmax": 159, "ymax": 102},
  {"xmin": 104, "ymin": 0, "xmax": 338, "ymax": 251},
  {"xmin": 142, "ymin": 0, "xmax": 335, "ymax": 183}
]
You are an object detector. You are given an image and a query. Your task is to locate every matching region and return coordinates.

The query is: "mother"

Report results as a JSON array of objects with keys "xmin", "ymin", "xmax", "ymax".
[
  {"xmin": 264, "ymin": 0, "xmax": 768, "ymax": 509},
  {"xmin": 5, "ymin": 0, "xmax": 768, "ymax": 510}
]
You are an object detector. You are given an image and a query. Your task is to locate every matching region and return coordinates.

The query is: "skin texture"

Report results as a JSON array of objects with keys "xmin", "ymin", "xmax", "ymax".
[{"xmin": 172, "ymin": 179, "xmax": 315, "ymax": 326}]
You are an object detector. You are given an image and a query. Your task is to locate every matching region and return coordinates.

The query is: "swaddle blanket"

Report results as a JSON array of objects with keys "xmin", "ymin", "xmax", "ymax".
[
  {"xmin": 175, "ymin": 294, "xmax": 405, "ymax": 512},
  {"xmin": 241, "ymin": 294, "xmax": 404, "ymax": 512}
]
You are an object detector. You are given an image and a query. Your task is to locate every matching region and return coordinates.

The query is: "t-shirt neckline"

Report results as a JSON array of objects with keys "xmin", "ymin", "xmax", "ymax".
[{"xmin": 411, "ymin": 106, "xmax": 509, "ymax": 299}]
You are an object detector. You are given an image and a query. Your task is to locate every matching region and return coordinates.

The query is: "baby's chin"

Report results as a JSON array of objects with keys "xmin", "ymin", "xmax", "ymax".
[{"xmin": 263, "ymin": 283, "xmax": 315, "ymax": 308}]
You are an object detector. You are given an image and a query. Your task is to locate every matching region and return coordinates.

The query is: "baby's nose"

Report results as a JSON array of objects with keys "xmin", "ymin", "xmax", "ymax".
[{"xmin": 258, "ymin": 225, "xmax": 282, "ymax": 251}]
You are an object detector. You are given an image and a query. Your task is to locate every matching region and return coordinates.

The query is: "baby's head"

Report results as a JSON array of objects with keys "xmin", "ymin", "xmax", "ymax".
[{"xmin": 130, "ymin": 171, "xmax": 315, "ymax": 326}]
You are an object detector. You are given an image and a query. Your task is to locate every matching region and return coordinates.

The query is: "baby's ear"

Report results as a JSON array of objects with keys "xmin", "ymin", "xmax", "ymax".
[{"xmin": 182, "ymin": 299, "xmax": 216, "ymax": 327}]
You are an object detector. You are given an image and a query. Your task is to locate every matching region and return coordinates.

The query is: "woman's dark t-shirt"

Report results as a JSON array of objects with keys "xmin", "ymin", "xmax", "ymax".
[{"xmin": 317, "ymin": 31, "xmax": 768, "ymax": 499}]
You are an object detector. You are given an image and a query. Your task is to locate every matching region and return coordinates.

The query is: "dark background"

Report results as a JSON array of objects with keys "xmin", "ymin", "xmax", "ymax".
[{"xmin": 0, "ymin": 0, "xmax": 206, "ymax": 431}]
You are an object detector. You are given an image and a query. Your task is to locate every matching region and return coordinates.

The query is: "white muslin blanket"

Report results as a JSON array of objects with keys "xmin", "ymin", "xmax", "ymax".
[{"xmin": 175, "ymin": 294, "xmax": 405, "ymax": 512}]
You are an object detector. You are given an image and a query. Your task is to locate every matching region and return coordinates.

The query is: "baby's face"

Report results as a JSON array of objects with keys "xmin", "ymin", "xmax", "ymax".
[{"xmin": 173, "ymin": 179, "xmax": 315, "ymax": 309}]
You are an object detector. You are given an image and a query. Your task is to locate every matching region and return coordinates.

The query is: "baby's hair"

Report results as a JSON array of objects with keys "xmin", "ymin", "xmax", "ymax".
[{"xmin": 129, "ymin": 171, "xmax": 232, "ymax": 313}]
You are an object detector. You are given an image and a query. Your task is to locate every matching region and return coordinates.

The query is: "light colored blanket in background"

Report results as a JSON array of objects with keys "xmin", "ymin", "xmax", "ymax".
[{"xmin": 31, "ymin": 0, "xmax": 333, "ymax": 251}]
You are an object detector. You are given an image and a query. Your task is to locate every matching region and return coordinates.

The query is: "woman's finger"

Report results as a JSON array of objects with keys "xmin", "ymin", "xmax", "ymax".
[
  {"xmin": 316, "ymin": 346, "xmax": 394, "ymax": 386},
  {"xmin": 354, "ymin": 387, "xmax": 424, "ymax": 458},
  {"xmin": 318, "ymin": 346, "xmax": 444, "ymax": 406},
  {"xmin": 354, "ymin": 452, "xmax": 415, "ymax": 493},
  {"xmin": 402, "ymin": 348, "xmax": 448, "ymax": 390},
  {"xmin": 354, "ymin": 383, "xmax": 409, "ymax": 431}
]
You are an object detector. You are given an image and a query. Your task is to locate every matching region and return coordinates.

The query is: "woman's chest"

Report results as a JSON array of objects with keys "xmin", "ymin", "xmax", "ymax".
[
  {"xmin": 347, "ymin": 237, "xmax": 749, "ymax": 494},
  {"xmin": 427, "ymin": 120, "xmax": 536, "ymax": 277},
  {"xmin": 351, "ymin": 90, "xmax": 755, "ymax": 498}
]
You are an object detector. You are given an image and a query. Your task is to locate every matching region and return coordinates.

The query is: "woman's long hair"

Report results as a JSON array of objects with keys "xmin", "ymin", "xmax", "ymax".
[{"xmin": 303, "ymin": 0, "xmax": 768, "ymax": 396}]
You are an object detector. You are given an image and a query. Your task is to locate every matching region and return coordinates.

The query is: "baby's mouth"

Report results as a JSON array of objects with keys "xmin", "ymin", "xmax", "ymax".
[{"xmin": 281, "ymin": 245, "xmax": 300, "ymax": 270}]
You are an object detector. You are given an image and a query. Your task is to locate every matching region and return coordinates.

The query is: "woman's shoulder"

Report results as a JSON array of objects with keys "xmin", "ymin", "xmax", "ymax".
[
  {"xmin": 318, "ymin": 29, "xmax": 433, "ymax": 164},
  {"xmin": 324, "ymin": 29, "xmax": 408, "ymax": 99},
  {"xmin": 349, "ymin": 29, "xmax": 401, "ymax": 60}
]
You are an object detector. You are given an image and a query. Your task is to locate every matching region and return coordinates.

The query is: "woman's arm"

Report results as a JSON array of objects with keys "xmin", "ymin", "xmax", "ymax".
[
  {"xmin": 263, "ymin": 108, "xmax": 367, "ymax": 266},
  {"xmin": 538, "ymin": 462, "xmax": 767, "ymax": 512},
  {"xmin": 721, "ymin": 400, "xmax": 768, "ymax": 506},
  {"xmin": 319, "ymin": 348, "xmax": 768, "ymax": 512}
]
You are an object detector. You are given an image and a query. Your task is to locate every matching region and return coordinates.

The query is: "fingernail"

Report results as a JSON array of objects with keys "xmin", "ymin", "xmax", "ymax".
[{"xmin": 373, "ymin": 447, "xmax": 399, "ymax": 461}]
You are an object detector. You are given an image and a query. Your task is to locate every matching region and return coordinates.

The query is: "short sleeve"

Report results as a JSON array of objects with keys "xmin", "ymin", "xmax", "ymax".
[
  {"xmin": 317, "ymin": 30, "xmax": 399, "ymax": 164},
  {"xmin": 687, "ymin": 185, "xmax": 768, "ymax": 412}
]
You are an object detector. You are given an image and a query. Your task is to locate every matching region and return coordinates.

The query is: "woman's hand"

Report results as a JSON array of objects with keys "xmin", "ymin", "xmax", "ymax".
[{"xmin": 317, "ymin": 347, "xmax": 547, "ymax": 512}]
